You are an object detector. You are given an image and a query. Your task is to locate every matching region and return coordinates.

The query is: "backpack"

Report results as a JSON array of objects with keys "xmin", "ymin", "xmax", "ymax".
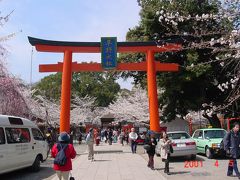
[{"xmin": 54, "ymin": 143, "xmax": 68, "ymax": 166}]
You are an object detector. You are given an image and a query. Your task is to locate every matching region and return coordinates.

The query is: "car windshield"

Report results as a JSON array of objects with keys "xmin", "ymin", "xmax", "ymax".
[
  {"xmin": 204, "ymin": 130, "xmax": 226, "ymax": 139},
  {"xmin": 168, "ymin": 132, "xmax": 190, "ymax": 140}
]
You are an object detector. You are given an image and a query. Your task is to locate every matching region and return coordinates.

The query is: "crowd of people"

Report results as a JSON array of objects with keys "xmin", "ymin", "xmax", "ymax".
[
  {"xmin": 83, "ymin": 127, "xmax": 172, "ymax": 174},
  {"xmin": 49, "ymin": 127, "xmax": 172, "ymax": 180},
  {"xmin": 49, "ymin": 123, "xmax": 240, "ymax": 179}
]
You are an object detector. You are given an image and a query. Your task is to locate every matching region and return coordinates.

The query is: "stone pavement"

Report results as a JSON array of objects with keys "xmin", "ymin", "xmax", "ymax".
[{"xmin": 51, "ymin": 143, "xmax": 166, "ymax": 180}]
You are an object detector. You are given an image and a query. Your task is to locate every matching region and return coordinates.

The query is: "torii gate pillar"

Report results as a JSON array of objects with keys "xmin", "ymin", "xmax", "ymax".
[
  {"xmin": 60, "ymin": 51, "xmax": 72, "ymax": 133},
  {"xmin": 147, "ymin": 50, "xmax": 160, "ymax": 132}
]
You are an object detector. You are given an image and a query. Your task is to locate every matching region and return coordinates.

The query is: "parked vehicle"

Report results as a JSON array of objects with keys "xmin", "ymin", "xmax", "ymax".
[
  {"xmin": 0, "ymin": 115, "xmax": 48, "ymax": 174},
  {"xmin": 155, "ymin": 131, "xmax": 197, "ymax": 159},
  {"xmin": 192, "ymin": 128, "xmax": 227, "ymax": 159}
]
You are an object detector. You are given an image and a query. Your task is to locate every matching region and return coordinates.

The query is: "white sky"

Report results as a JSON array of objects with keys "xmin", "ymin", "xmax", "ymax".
[{"xmin": 1, "ymin": 0, "xmax": 141, "ymax": 89}]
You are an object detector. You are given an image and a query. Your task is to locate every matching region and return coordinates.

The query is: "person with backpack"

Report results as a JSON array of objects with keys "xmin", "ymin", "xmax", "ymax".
[
  {"xmin": 223, "ymin": 122, "xmax": 240, "ymax": 178},
  {"xmin": 51, "ymin": 132, "xmax": 76, "ymax": 180},
  {"xmin": 86, "ymin": 128, "xmax": 95, "ymax": 161}
]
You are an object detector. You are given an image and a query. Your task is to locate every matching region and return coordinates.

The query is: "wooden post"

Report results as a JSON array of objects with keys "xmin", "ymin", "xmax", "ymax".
[
  {"xmin": 60, "ymin": 51, "xmax": 72, "ymax": 133},
  {"xmin": 147, "ymin": 50, "xmax": 160, "ymax": 132}
]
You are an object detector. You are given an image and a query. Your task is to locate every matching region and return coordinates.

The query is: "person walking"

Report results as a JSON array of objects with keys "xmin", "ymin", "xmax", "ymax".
[
  {"xmin": 95, "ymin": 130, "xmax": 100, "ymax": 146},
  {"xmin": 113, "ymin": 130, "xmax": 118, "ymax": 143},
  {"xmin": 125, "ymin": 131, "xmax": 129, "ymax": 145},
  {"xmin": 108, "ymin": 128, "xmax": 113, "ymax": 145},
  {"xmin": 86, "ymin": 128, "xmax": 95, "ymax": 161},
  {"xmin": 223, "ymin": 122, "xmax": 240, "ymax": 178},
  {"xmin": 78, "ymin": 132, "xmax": 82, "ymax": 145},
  {"xmin": 101, "ymin": 129, "xmax": 105, "ymax": 142},
  {"xmin": 104, "ymin": 129, "xmax": 108, "ymax": 143},
  {"xmin": 146, "ymin": 135, "xmax": 157, "ymax": 170},
  {"xmin": 46, "ymin": 129, "xmax": 54, "ymax": 154},
  {"xmin": 51, "ymin": 132, "xmax": 76, "ymax": 180},
  {"xmin": 129, "ymin": 128, "xmax": 138, "ymax": 153},
  {"xmin": 160, "ymin": 132, "xmax": 171, "ymax": 175},
  {"xmin": 120, "ymin": 130, "xmax": 125, "ymax": 146}
]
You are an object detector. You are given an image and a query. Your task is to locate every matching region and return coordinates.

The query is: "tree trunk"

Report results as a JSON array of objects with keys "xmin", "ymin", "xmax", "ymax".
[{"xmin": 202, "ymin": 113, "xmax": 221, "ymax": 128}]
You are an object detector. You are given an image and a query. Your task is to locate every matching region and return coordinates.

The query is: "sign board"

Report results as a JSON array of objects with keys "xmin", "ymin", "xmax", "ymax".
[{"xmin": 101, "ymin": 37, "xmax": 117, "ymax": 69}]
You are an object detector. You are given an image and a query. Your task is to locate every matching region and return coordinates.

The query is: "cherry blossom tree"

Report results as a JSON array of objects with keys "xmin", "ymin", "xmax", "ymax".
[
  {"xmin": 70, "ymin": 96, "xmax": 98, "ymax": 124},
  {"xmin": 0, "ymin": 5, "xmax": 28, "ymax": 117},
  {"xmin": 129, "ymin": 0, "xmax": 239, "ymax": 127},
  {"xmin": 0, "ymin": 55, "xmax": 30, "ymax": 117},
  {"xmin": 21, "ymin": 88, "xmax": 101, "ymax": 125},
  {"xmin": 153, "ymin": 0, "xmax": 239, "ymax": 110},
  {"xmin": 0, "ymin": 68, "xmax": 28, "ymax": 117},
  {"xmin": 105, "ymin": 86, "xmax": 161, "ymax": 123},
  {"xmin": 155, "ymin": 0, "xmax": 239, "ymax": 106}
]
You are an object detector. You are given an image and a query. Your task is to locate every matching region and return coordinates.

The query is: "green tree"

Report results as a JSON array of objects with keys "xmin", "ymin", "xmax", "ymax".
[
  {"xmin": 35, "ymin": 72, "xmax": 120, "ymax": 107},
  {"xmin": 34, "ymin": 73, "xmax": 62, "ymax": 100},
  {"xmin": 120, "ymin": 0, "xmax": 239, "ymax": 127}
]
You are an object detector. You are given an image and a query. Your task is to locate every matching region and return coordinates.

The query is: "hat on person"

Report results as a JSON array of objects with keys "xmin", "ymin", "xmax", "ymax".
[{"xmin": 58, "ymin": 132, "xmax": 70, "ymax": 142}]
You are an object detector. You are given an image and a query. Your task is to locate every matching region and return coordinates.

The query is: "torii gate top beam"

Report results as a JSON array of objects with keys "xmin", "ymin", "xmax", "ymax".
[{"xmin": 28, "ymin": 37, "xmax": 181, "ymax": 53}]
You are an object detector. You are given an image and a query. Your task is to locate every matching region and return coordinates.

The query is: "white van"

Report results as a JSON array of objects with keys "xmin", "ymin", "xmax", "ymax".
[{"xmin": 0, "ymin": 115, "xmax": 48, "ymax": 174}]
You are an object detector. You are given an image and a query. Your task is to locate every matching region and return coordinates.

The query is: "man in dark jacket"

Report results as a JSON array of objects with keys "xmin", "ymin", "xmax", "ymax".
[
  {"xmin": 146, "ymin": 136, "xmax": 157, "ymax": 170},
  {"xmin": 108, "ymin": 128, "xmax": 113, "ymax": 145},
  {"xmin": 223, "ymin": 122, "xmax": 240, "ymax": 178}
]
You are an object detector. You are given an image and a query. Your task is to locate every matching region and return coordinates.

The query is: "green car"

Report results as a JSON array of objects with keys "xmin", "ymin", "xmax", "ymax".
[{"xmin": 192, "ymin": 128, "xmax": 227, "ymax": 159}]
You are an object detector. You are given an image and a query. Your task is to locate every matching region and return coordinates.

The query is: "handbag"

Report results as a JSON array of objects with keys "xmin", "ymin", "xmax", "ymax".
[
  {"xmin": 170, "ymin": 144, "xmax": 174, "ymax": 153},
  {"xmin": 143, "ymin": 144, "xmax": 151, "ymax": 151}
]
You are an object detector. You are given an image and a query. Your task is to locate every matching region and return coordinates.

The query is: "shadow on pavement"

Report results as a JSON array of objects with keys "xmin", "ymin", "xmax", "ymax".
[
  {"xmin": 0, "ymin": 166, "xmax": 55, "ymax": 180},
  {"xmin": 197, "ymin": 153, "xmax": 232, "ymax": 160},
  {"xmin": 169, "ymin": 155, "xmax": 205, "ymax": 163},
  {"xmin": 95, "ymin": 150, "xmax": 123, "ymax": 154},
  {"xmin": 169, "ymin": 171, "xmax": 191, "ymax": 175},
  {"xmin": 93, "ymin": 159, "xmax": 112, "ymax": 162},
  {"xmin": 77, "ymin": 152, "xmax": 88, "ymax": 155},
  {"xmin": 191, "ymin": 172, "xmax": 211, "ymax": 176},
  {"xmin": 155, "ymin": 167, "xmax": 174, "ymax": 171}
]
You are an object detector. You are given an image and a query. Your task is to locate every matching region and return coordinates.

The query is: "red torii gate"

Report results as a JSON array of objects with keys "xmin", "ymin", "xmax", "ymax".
[{"xmin": 28, "ymin": 37, "xmax": 181, "ymax": 133}]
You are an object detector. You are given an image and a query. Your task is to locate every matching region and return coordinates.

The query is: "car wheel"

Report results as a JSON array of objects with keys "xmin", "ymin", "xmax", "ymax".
[
  {"xmin": 31, "ymin": 155, "xmax": 41, "ymax": 172},
  {"xmin": 190, "ymin": 154, "xmax": 196, "ymax": 160},
  {"xmin": 205, "ymin": 147, "xmax": 213, "ymax": 159}
]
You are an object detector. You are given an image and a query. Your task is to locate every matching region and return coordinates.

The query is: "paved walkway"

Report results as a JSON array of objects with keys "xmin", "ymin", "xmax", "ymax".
[{"xmin": 51, "ymin": 143, "xmax": 166, "ymax": 180}]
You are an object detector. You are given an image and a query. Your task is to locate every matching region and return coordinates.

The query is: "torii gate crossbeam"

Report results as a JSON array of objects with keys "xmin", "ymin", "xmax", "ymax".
[{"xmin": 28, "ymin": 37, "xmax": 181, "ymax": 133}]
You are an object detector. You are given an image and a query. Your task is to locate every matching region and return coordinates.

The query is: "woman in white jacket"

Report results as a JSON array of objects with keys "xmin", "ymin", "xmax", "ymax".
[
  {"xmin": 160, "ymin": 132, "xmax": 171, "ymax": 175},
  {"xmin": 129, "ymin": 128, "xmax": 138, "ymax": 153},
  {"xmin": 86, "ymin": 128, "xmax": 94, "ymax": 161}
]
